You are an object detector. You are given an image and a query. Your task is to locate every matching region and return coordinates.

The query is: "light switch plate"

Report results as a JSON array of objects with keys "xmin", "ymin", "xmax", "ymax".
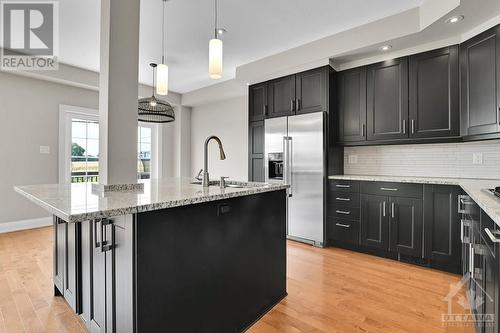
[
  {"xmin": 348, "ymin": 155, "xmax": 358, "ymax": 164},
  {"xmin": 39, "ymin": 146, "xmax": 50, "ymax": 154},
  {"xmin": 472, "ymin": 152, "xmax": 483, "ymax": 165}
]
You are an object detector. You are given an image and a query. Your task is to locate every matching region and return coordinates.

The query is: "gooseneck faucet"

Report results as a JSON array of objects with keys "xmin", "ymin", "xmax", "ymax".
[{"xmin": 203, "ymin": 135, "xmax": 226, "ymax": 187}]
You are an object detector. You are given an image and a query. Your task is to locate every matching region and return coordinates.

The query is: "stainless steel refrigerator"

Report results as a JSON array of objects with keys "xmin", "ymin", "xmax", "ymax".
[{"xmin": 264, "ymin": 112, "xmax": 325, "ymax": 247}]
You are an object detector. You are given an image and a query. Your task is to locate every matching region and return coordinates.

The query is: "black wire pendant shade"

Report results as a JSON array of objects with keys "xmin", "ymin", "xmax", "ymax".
[{"xmin": 138, "ymin": 63, "xmax": 175, "ymax": 123}]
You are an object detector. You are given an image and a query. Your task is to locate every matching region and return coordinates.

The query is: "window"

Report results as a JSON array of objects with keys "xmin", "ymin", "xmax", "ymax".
[
  {"xmin": 138, "ymin": 126, "xmax": 152, "ymax": 179},
  {"xmin": 71, "ymin": 119, "xmax": 99, "ymax": 183},
  {"xmin": 59, "ymin": 105, "xmax": 162, "ymax": 184}
]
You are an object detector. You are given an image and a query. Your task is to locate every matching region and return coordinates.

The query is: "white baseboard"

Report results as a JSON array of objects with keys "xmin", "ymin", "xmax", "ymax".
[{"xmin": 0, "ymin": 217, "xmax": 52, "ymax": 233}]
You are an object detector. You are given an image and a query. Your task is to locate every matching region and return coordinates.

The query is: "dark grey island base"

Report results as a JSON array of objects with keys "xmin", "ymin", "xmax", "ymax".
[{"xmin": 54, "ymin": 189, "xmax": 287, "ymax": 333}]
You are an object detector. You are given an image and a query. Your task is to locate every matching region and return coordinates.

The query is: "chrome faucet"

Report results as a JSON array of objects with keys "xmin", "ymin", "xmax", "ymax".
[{"xmin": 202, "ymin": 135, "xmax": 226, "ymax": 187}]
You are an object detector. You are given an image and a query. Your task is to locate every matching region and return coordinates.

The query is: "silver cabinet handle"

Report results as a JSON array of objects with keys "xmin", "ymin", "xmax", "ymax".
[
  {"xmin": 402, "ymin": 119, "xmax": 406, "ymax": 134},
  {"xmin": 391, "ymin": 202, "xmax": 395, "ymax": 218},
  {"xmin": 335, "ymin": 210, "xmax": 351, "ymax": 215},
  {"xmin": 382, "ymin": 201, "xmax": 386, "ymax": 217},
  {"xmin": 411, "ymin": 119, "xmax": 415, "ymax": 134},
  {"xmin": 335, "ymin": 184, "xmax": 351, "ymax": 188},
  {"xmin": 335, "ymin": 223, "xmax": 351, "ymax": 228},
  {"xmin": 361, "ymin": 123, "xmax": 366, "ymax": 137},
  {"xmin": 380, "ymin": 187, "xmax": 398, "ymax": 191},
  {"xmin": 290, "ymin": 100, "xmax": 295, "ymax": 112},
  {"xmin": 335, "ymin": 197, "xmax": 351, "ymax": 201},
  {"xmin": 296, "ymin": 99, "xmax": 301, "ymax": 111},
  {"xmin": 484, "ymin": 228, "xmax": 500, "ymax": 243},
  {"xmin": 458, "ymin": 195, "xmax": 472, "ymax": 213}
]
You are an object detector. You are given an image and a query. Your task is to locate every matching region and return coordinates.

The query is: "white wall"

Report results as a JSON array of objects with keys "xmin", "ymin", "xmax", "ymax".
[
  {"xmin": 344, "ymin": 140, "xmax": 500, "ymax": 179},
  {"xmin": 0, "ymin": 71, "xmax": 98, "ymax": 223},
  {"xmin": 190, "ymin": 96, "xmax": 248, "ymax": 181}
]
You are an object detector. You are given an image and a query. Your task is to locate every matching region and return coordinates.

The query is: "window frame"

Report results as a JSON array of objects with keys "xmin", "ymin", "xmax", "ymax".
[{"xmin": 58, "ymin": 104, "xmax": 162, "ymax": 184}]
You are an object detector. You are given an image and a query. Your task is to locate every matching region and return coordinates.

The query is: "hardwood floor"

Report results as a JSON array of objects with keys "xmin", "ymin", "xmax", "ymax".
[{"xmin": 0, "ymin": 227, "xmax": 473, "ymax": 333}]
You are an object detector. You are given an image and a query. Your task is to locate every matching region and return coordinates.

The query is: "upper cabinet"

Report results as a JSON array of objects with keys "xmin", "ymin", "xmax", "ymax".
[
  {"xmin": 461, "ymin": 25, "xmax": 500, "ymax": 137},
  {"xmin": 248, "ymin": 66, "xmax": 330, "ymax": 120},
  {"xmin": 249, "ymin": 83, "xmax": 268, "ymax": 122},
  {"xmin": 366, "ymin": 58, "xmax": 409, "ymax": 141},
  {"xmin": 337, "ymin": 45, "xmax": 463, "ymax": 145},
  {"xmin": 337, "ymin": 67, "xmax": 367, "ymax": 143},
  {"xmin": 295, "ymin": 67, "xmax": 329, "ymax": 114},
  {"xmin": 409, "ymin": 46, "xmax": 460, "ymax": 138},
  {"xmin": 267, "ymin": 75, "xmax": 296, "ymax": 118}
]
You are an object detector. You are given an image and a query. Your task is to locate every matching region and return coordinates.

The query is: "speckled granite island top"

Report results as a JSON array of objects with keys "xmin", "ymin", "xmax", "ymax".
[
  {"xmin": 329, "ymin": 174, "xmax": 500, "ymax": 227},
  {"xmin": 14, "ymin": 178, "xmax": 289, "ymax": 223}
]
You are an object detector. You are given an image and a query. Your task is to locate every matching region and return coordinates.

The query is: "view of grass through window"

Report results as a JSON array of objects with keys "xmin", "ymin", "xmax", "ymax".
[{"xmin": 71, "ymin": 119, "xmax": 152, "ymax": 183}]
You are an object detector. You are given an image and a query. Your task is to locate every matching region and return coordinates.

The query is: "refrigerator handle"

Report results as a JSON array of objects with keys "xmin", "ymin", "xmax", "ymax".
[
  {"xmin": 288, "ymin": 137, "xmax": 292, "ymax": 197},
  {"xmin": 283, "ymin": 136, "xmax": 292, "ymax": 197}
]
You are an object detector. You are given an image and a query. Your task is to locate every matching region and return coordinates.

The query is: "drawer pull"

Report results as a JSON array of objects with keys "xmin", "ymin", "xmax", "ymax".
[
  {"xmin": 380, "ymin": 187, "xmax": 398, "ymax": 191},
  {"xmin": 484, "ymin": 228, "xmax": 500, "ymax": 243},
  {"xmin": 335, "ymin": 223, "xmax": 351, "ymax": 228},
  {"xmin": 335, "ymin": 210, "xmax": 351, "ymax": 215},
  {"xmin": 335, "ymin": 197, "xmax": 351, "ymax": 201},
  {"xmin": 335, "ymin": 184, "xmax": 351, "ymax": 188}
]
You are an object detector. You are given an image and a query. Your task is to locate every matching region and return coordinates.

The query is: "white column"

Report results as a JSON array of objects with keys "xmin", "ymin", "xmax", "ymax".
[{"xmin": 98, "ymin": 0, "xmax": 140, "ymax": 185}]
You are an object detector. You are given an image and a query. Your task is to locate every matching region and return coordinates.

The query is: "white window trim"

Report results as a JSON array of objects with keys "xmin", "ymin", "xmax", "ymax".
[{"xmin": 58, "ymin": 104, "xmax": 162, "ymax": 184}]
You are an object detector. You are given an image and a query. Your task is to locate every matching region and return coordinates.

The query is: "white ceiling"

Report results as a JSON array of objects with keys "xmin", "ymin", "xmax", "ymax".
[{"xmin": 56, "ymin": 0, "xmax": 425, "ymax": 94}]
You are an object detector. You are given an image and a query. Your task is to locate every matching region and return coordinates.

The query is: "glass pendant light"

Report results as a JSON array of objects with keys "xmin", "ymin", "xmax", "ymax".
[
  {"xmin": 157, "ymin": 0, "xmax": 169, "ymax": 95},
  {"xmin": 209, "ymin": 0, "xmax": 223, "ymax": 79},
  {"xmin": 138, "ymin": 63, "xmax": 175, "ymax": 123}
]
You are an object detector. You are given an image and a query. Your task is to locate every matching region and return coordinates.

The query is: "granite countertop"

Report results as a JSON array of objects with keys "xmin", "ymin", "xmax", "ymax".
[
  {"xmin": 328, "ymin": 175, "xmax": 500, "ymax": 227},
  {"xmin": 14, "ymin": 178, "xmax": 288, "ymax": 223}
]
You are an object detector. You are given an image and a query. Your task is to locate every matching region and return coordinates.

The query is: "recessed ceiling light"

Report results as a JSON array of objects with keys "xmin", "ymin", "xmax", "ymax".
[
  {"xmin": 379, "ymin": 45, "xmax": 392, "ymax": 52},
  {"xmin": 445, "ymin": 15, "xmax": 464, "ymax": 24}
]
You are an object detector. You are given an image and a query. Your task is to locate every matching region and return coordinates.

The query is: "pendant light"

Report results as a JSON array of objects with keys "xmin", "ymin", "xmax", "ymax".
[
  {"xmin": 138, "ymin": 63, "xmax": 175, "ymax": 123},
  {"xmin": 156, "ymin": 0, "xmax": 169, "ymax": 95},
  {"xmin": 209, "ymin": 0, "xmax": 223, "ymax": 79}
]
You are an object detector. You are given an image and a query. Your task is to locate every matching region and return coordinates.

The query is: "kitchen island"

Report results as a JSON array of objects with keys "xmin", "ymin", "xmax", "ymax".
[{"xmin": 15, "ymin": 178, "xmax": 288, "ymax": 333}]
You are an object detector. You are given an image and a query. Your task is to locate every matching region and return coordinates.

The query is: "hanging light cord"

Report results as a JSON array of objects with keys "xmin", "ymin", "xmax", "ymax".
[
  {"xmin": 214, "ymin": 0, "xmax": 218, "ymax": 39},
  {"xmin": 162, "ymin": 0, "xmax": 166, "ymax": 64}
]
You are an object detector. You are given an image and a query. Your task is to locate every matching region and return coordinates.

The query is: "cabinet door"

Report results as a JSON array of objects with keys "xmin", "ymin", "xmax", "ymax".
[
  {"xmin": 249, "ymin": 83, "xmax": 268, "ymax": 121},
  {"xmin": 90, "ymin": 220, "xmax": 106, "ymax": 333},
  {"xmin": 295, "ymin": 67, "xmax": 328, "ymax": 114},
  {"xmin": 389, "ymin": 197, "xmax": 423, "ymax": 257},
  {"xmin": 53, "ymin": 217, "xmax": 65, "ymax": 295},
  {"xmin": 409, "ymin": 46, "xmax": 460, "ymax": 138},
  {"xmin": 268, "ymin": 75, "xmax": 296, "ymax": 118},
  {"xmin": 360, "ymin": 194, "xmax": 389, "ymax": 250},
  {"xmin": 64, "ymin": 222, "xmax": 80, "ymax": 313},
  {"xmin": 423, "ymin": 185, "xmax": 461, "ymax": 274},
  {"xmin": 461, "ymin": 25, "xmax": 500, "ymax": 136},
  {"xmin": 338, "ymin": 67, "xmax": 367, "ymax": 142},
  {"xmin": 80, "ymin": 221, "xmax": 92, "ymax": 328},
  {"xmin": 248, "ymin": 121, "xmax": 264, "ymax": 182},
  {"xmin": 367, "ymin": 58, "xmax": 409, "ymax": 141},
  {"xmin": 483, "ymin": 242, "xmax": 497, "ymax": 333}
]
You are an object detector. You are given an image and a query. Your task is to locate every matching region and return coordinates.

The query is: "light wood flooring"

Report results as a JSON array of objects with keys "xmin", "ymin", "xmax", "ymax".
[{"xmin": 0, "ymin": 227, "xmax": 473, "ymax": 333}]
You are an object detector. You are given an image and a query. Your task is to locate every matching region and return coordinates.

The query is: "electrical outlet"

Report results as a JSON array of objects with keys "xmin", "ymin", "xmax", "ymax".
[
  {"xmin": 348, "ymin": 155, "xmax": 358, "ymax": 164},
  {"xmin": 472, "ymin": 152, "xmax": 483, "ymax": 165},
  {"xmin": 39, "ymin": 146, "xmax": 50, "ymax": 154}
]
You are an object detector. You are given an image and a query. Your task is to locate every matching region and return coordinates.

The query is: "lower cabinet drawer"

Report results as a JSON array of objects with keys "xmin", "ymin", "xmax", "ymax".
[
  {"xmin": 361, "ymin": 181, "xmax": 423, "ymax": 198},
  {"xmin": 329, "ymin": 205, "xmax": 360, "ymax": 220},
  {"xmin": 327, "ymin": 218, "xmax": 360, "ymax": 245},
  {"xmin": 329, "ymin": 191, "xmax": 360, "ymax": 208}
]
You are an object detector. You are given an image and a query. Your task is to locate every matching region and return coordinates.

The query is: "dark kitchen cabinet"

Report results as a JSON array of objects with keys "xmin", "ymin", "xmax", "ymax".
[
  {"xmin": 423, "ymin": 185, "xmax": 461, "ymax": 274},
  {"xmin": 249, "ymin": 83, "xmax": 268, "ymax": 121},
  {"xmin": 367, "ymin": 58, "xmax": 409, "ymax": 141},
  {"xmin": 409, "ymin": 46, "xmax": 460, "ymax": 138},
  {"xmin": 267, "ymin": 75, "xmax": 296, "ymax": 118},
  {"xmin": 360, "ymin": 194, "xmax": 389, "ymax": 250},
  {"xmin": 248, "ymin": 121, "xmax": 264, "ymax": 182},
  {"xmin": 295, "ymin": 67, "xmax": 328, "ymax": 114},
  {"xmin": 337, "ymin": 67, "xmax": 367, "ymax": 143},
  {"xmin": 85, "ymin": 216, "xmax": 134, "ymax": 333},
  {"xmin": 53, "ymin": 217, "xmax": 80, "ymax": 313},
  {"xmin": 461, "ymin": 25, "xmax": 500, "ymax": 137},
  {"xmin": 389, "ymin": 197, "xmax": 423, "ymax": 257}
]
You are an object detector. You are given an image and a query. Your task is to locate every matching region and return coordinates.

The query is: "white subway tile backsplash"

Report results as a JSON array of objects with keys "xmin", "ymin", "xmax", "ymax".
[{"xmin": 344, "ymin": 140, "xmax": 500, "ymax": 179}]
